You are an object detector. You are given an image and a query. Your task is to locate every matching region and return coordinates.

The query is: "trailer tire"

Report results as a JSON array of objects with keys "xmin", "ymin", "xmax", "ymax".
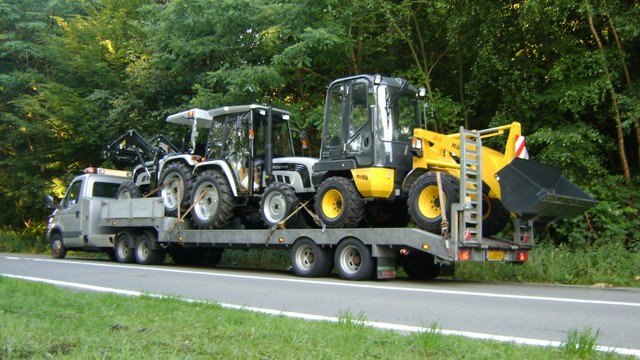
[
  {"xmin": 260, "ymin": 183, "xmax": 306, "ymax": 228},
  {"xmin": 135, "ymin": 232, "xmax": 162, "ymax": 265},
  {"xmin": 50, "ymin": 232, "xmax": 67, "ymax": 259},
  {"xmin": 408, "ymin": 172, "xmax": 459, "ymax": 234},
  {"xmin": 160, "ymin": 162, "xmax": 194, "ymax": 216},
  {"xmin": 190, "ymin": 170, "xmax": 234, "ymax": 229},
  {"xmin": 402, "ymin": 252, "xmax": 440, "ymax": 280},
  {"xmin": 291, "ymin": 238, "xmax": 333, "ymax": 277},
  {"xmin": 315, "ymin": 177, "xmax": 364, "ymax": 228},
  {"xmin": 114, "ymin": 231, "xmax": 136, "ymax": 263},
  {"xmin": 116, "ymin": 182, "xmax": 141, "ymax": 199},
  {"xmin": 334, "ymin": 238, "xmax": 374, "ymax": 280}
]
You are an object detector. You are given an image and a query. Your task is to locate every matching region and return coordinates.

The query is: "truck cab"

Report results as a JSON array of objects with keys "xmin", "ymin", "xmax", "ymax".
[{"xmin": 46, "ymin": 168, "xmax": 131, "ymax": 258}]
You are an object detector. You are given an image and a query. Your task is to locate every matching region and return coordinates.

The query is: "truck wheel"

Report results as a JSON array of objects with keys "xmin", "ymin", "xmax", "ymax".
[
  {"xmin": 114, "ymin": 231, "xmax": 136, "ymax": 263},
  {"xmin": 50, "ymin": 232, "xmax": 67, "ymax": 259},
  {"xmin": 135, "ymin": 231, "xmax": 163, "ymax": 265},
  {"xmin": 190, "ymin": 170, "xmax": 234, "ymax": 229},
  {"xmin": 260, "ymin": 183, "xmax": 305, "ymax": 228},
  {"xmin": 334, "ymin": 238, "xmax": 374, "ymax": 280},
  {"xmin": 314, "ymin": 177, "xmax": 364, "ymax": 228},
  {"xmin": 408, "ymin": 172, "xmax": 459, "ymax": 234},
  {"xmin": 116, "ymin": 182, "xmax": 141, "ymax": 199},
  {"xmin": 402, "ymin": 252, "xmax": 440, "ymax": 280},
  {"xmin": 291, "ymin": 238, "xmax": 333, "ymax": 277},
  {"xmin": 159, "ymin": 162, "xmax": 194, "ymax": 216}
]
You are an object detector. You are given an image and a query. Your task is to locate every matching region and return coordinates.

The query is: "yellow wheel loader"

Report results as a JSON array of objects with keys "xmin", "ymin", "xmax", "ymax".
[{"xmin": 312, "ymin": 74, "xmax": 596, "ymax": 236}]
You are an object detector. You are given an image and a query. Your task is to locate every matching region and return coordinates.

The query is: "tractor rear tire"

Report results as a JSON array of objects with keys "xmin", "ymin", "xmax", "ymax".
[
  {"xmin": 408, "ymin": 172, "xmax": 459, "ymax": 234},
  {"xmin": 314, "ymin": 177, "xmax": 364, "ymax": 228},
  {"xmin": 190, "ymin": 170, "xmax": 234, "ymax": 229}
]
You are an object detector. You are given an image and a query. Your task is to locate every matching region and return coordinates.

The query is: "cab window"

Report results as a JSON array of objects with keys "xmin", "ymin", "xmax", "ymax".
[{"xmin": 61, "ymin": 180, "xmax": 82, "ymax": 209}]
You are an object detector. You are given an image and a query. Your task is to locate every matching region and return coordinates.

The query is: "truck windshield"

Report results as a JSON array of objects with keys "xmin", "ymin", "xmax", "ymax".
[{"xmin": 376, "ymin": 85, "xmax": 419, "ymax": 143}]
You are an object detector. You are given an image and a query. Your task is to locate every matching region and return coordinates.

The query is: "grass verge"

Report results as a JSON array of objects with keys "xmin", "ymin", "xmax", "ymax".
[{"xmin": 0, "ymin": 277, "xmax": 632, "ymax": 359}]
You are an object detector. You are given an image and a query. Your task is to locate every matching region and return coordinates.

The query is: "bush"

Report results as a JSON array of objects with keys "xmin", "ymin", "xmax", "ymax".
[{"xmin": 0, "ymin": 226, "xmax": 48, "ymax": 254}]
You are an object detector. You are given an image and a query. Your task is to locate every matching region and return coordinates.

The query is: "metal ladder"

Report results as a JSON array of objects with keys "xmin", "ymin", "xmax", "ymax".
[{"xmin": 459, "ymin": 127, "xmax": 483, "ymax": 243}]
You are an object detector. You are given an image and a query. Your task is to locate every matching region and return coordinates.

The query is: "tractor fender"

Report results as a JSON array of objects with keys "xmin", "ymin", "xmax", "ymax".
[
  {"xmin": 193, "ymin": 160, "xmax": 239, "ymax": 197},
  {"xmin": 402, "ymin": 167, "xmax": 428, "ymax": 194}
]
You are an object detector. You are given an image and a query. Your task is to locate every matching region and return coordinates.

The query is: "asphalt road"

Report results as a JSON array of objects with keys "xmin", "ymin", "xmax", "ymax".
[{"xmin": 1, "ymin": 253, "xmax": 639, "ymax": 355}]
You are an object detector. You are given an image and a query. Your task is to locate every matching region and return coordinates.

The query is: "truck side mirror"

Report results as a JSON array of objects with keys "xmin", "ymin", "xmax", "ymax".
[{"xmin": 45, "ymin": 195, "xmax": 59, "ymax": 209}]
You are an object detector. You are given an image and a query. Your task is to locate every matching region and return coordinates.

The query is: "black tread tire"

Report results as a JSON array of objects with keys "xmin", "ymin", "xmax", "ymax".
[
  {"xmin": 482, "ymin": 196, "xmax": 511, "ymax": 237},
  {"xmin": 291, "ymin": 238, "xmax": 333, "ymax": 277},
  {"xmin": 260, "ymin": 182, "xmax": 306, "ymax": 228},
  {"xmin": 135, "ymin": 232, "xmax": 162, "ymax": 265},
  {"xmin": 408, "ymin": 172, "xmax": 459, "ymax": 234},
  {"xmin": 116, "ymin": 182, "xmax": 141, "ymax": 199},
  {"xmin": 114, "ymin": 231, "xmax": 136, "ymax": 263},
  {"xmin": 402, "ymin": 252, "xmax": 440, "ymax": 280},
  {"xmin": 314, "ymin": 177, "xmax": 364, "ymax": 228},
  {"xmin": 159, "ymin": 162, "xmax": 194, "ymax": 216},
  {"xmin": 364, "ymin": 203, "xmax": 410, "ymax": 228},
  {"xmin": 334, "ymin": 238, "xmax": 374, "ymax": 281},
  {"xmin": 190, "ymin": 170, "xmax": 234, "ymax": 229},
  {"xmin": 50, "ymin": 232, "xmax": 67, "ymax": 259}
]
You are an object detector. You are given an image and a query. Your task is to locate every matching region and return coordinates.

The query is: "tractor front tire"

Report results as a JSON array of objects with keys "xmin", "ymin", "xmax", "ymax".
[
  {"xmin": 260, "ymin": 182, "xmax": 306, "ymax": 228},
  {"xmin": 314, "ymin": 177, "xmax": 364, "ymax": 228}
]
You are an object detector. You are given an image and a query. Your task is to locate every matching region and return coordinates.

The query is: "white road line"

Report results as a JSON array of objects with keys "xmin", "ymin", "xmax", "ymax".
[
  {"xmin": 6, "ymin": 256, "xmax": 640, "ymax": 308},
  {"xmin": 2, "ymin": 273, "xmax": 639, "ymax": 357}
]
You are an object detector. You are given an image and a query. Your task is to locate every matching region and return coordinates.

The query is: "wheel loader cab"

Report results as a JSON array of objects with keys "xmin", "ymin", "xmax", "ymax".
[{"xmin": 315, "ymin": 74, "xmax": 421, "ymax": 199}]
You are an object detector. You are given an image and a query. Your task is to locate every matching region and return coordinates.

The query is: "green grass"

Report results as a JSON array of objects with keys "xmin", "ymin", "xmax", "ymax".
[{"xmin": 0, "ymin": 277, "xmax": 631, "ymax": 359}]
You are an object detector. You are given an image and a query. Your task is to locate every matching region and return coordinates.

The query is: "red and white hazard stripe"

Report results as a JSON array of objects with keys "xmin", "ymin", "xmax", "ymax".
[{"xmin": 515, "ymin": 135, "xmax": 529, "ymax": 159}]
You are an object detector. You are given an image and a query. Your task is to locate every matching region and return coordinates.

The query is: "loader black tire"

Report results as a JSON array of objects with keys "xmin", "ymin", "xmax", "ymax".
[
  {"xmin": 314, "ymin": 177, "xmax": 364, "ymax": 228},
  {"xmin": 116, "ymin": 182, "xmax": 141, "ymax": 200},
  {"xmin": 482, "ymin": 195, "xmax": 511, "ymax": 237},
  {"xmin": 408, "ymin": 172, "xmax": 459, "ymax": 234},
  {"xmin": 190, "ymin": 170, "xmax": 234, "ymax": 229},
  {"xmin": 159, "ymin": 162, "xmax": 194, "ymax": 217},
  {"xmin": 260, "ymin": 182, "xmax": 306, "ymax": 228}
]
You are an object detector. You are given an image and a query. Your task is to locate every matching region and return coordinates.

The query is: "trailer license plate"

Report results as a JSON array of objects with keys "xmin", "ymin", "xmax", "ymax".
[{"xmin": 487, "ymin": 251, "xmax": 504, "ymax": 261}]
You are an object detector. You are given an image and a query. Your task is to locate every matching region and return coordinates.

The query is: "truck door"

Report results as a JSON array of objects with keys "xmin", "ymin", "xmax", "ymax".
[
  {"xmin": 57, "ymin": 178, "xmax": 84, "ymax": 246},
  {"xmin": 322, "ymin": 78, "xmax": 374, "ymax": 167}
]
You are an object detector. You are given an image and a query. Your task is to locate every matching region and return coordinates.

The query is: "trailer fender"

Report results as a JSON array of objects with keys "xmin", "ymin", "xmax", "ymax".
[{"xmin": 402, "ymin": 167, "xmax": 427, "ymax": 194}]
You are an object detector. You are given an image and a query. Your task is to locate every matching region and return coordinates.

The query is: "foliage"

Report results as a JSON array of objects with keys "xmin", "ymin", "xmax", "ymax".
[{"xmin": 0, "ymin": 0, "xmax": 638, "ymax": 252}]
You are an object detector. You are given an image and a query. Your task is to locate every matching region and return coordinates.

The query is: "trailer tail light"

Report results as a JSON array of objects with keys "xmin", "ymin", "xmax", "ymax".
[
  {"xmin": 399, "ymin": 248, "xmax": 409, "ymax": 255},
  {"xmin": 516, "ymin": 251, "xmax": 529, "ymax": 262},
  {"xmin": 522, "ymin": 232, "xmax": 530, "ymax": 243},
  {"xmin": 458, "ymin": 250, "xmax": 471, "ymax": 261}
]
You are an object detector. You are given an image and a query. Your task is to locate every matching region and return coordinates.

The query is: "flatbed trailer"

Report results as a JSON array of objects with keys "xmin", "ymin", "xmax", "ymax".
[{"xmin": 99, "ymin": 195, "xmax": 533, "ymax": 280}]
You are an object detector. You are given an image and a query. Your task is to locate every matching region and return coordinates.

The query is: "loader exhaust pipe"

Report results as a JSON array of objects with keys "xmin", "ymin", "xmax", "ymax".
[{"xmin": 496, "ymin": 158, "xmax": 597, "ymax": 222}]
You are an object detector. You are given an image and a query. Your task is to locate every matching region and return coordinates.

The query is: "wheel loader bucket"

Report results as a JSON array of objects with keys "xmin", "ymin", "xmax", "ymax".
[{"xmin": 496, "ymin": 158, "xmax": 597, "ymax": 222}]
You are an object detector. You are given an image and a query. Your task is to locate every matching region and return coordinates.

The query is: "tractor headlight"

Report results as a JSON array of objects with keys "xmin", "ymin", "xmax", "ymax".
[{"xmin": 411, "ymin": 137, "xmax": 423, "ymax": 157}]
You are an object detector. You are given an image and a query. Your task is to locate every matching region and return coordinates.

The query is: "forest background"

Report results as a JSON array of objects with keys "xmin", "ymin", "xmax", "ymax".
[{"xmin": 0, "ymin": 0, "xmax": 638, "ymax": 252}]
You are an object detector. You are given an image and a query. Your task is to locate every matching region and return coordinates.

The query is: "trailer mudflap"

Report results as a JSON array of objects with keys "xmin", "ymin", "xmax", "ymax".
[{"xmin": 496, "ymin": 158, "xmax": 597, "ymax": 222}]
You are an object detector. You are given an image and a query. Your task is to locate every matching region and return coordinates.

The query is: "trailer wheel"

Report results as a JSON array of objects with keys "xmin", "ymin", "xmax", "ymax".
[
  {"xmin": 50, "ymin": 232, "xmax": 67, "ymax": 259},
  {"xmin": 315, "ymin": 177, "xmax": 364, "ymax": 228},
  {"xmin": 260, "ymin": 183, "xmax": 306, "ymax": 228},
  {"xmin": 408, "ymin": 172, "xmax": 459, "ymax": 234},
  {"xmin": 159, "ymin": 162, "xmax": 194, "ymax": 216},
  {"xmin": 402, "ymin": 252, "xmax": 440, "ymax": 280},
  {"xmin": 114, "ymin": 231, "xmax": 136, "ymax": 263},
  {"xmin": 334, "ymin": 238, "xmax": 374, "ymax": 280},
  {"xmin": 135, "ymin": 232, "xmax": 163, "ymax": 265},
  {"xmin": 190, "ymin": 170, "xmax": 234, "ymax": 229},
  {"xmin": 116, "ymin": 182, "xmax": 141, "ymax": 199},
  {"xmin": 291, "ymin": 238, "xmax": 333, "ymax": 277}
]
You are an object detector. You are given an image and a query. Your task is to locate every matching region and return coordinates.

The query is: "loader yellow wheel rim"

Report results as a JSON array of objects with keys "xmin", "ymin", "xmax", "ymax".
[
  {"xmin": 418, "ymin": 185, "xmax": 443, "ymax": 219},
  {"xmin": 322, "ymin": 189, "xmax": 343, "ymax": 219}
]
